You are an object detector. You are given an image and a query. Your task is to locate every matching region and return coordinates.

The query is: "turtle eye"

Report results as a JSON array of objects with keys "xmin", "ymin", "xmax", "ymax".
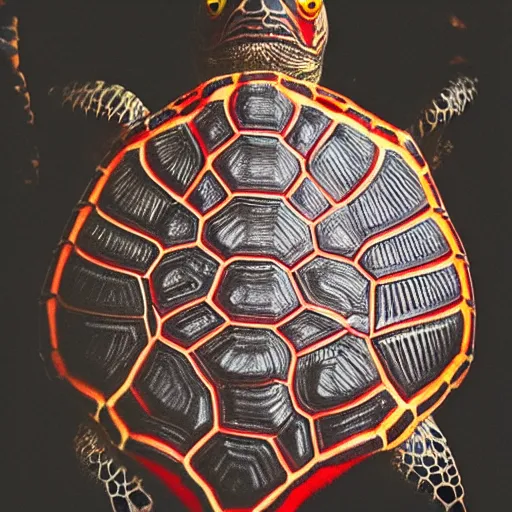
[
  {"xmin": 206, "ymin": 0, "xmax": 227, "ymax": 18},
  {"xmin": 297, "ymin": 0, "xmax": 324, "ymax": 19}
]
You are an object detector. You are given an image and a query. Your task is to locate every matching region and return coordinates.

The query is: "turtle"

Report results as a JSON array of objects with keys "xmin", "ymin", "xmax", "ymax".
[{"xmin": 2, "ymin": 1, "xmax": 478, "ymax": 511}]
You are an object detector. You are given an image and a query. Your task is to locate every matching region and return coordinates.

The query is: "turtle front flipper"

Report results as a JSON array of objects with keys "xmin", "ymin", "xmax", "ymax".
[
  {"xmin": 75, "ymin": 422, "xmax": 153, "ymax": 512},
  {"xmin": 0, "ymin": 2, "xmax": 39, "ymax": 185},
  {"xmin": 393, "ymin": 416, "xmax": 467, "ymax": 511},
  {"xmin": 51, "ymin": 80, "xmax": 150, "ymax": 127},
  {"xmin": 407, "ymin": 75, "xmax": 478, "ymax": 170}
]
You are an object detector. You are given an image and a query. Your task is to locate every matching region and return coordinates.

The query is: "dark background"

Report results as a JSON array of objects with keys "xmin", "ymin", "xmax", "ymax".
[{"xmin": 3, "ymin": 1, "xmax": 511, "ymax": 510}]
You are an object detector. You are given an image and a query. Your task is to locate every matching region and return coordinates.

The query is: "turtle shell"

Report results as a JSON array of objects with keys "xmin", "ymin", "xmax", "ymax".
[{"xmin": 41, "ymin": 71, "xmax": 475, "ymax": 512}]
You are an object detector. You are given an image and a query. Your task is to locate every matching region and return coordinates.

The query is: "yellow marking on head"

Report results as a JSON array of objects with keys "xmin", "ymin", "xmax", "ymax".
[
  {"xmin": 206, "ymin": 0, "xmax": 227, "ymax": 18},
  {"xmin": 297, "ymin": 0, "xmax": 324, "ymax": 20}
]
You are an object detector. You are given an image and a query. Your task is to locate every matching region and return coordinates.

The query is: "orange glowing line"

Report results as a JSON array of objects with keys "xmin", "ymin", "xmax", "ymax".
[
  {"xmin": 333, "ymin": 146, "xmax": 382, "ymax": 207},
  {"xmin": 158, "ymin": 337, "xmax": 192, "ymax": 356},
  {"xmin": 94, "ymin": 206, "xmax": 164, "ymax": 252},
  {"xmin": 375, "ymin": 254, "xmax": 457, "ymax": 285},
  {"xmin": 184, "ymin": 323, "xmax": 228, "ymax": 354},
  {"xmin": 282, "ymin": 101, "xmax": 301, "ymax": 141},
  {"xmin": 279, "ymin": 330, "xmax": 321, "ymax": 457},
  {"xmin": 274, "ymin": 306, "xmax": 306, "ymax": 329},
  {"xmin": 46, "ymin": 298, "xmax": 59, "ymax": 349},
  {"xmin": 218, "ymin": 426, "xmax": 274, "ymax": 441},
  {"xmin": 131, "ymin": 386, "xmax": 152, "ymax": 416},
  {"xmin": 86, "ymin": 170, "xmax": 109, "ymax": 205},
  {"xmin": 186, "ymin": 354, "xmax": 221, "ymax": 429},
  {"xmin": 314, "ymin": 247, "xmax": 374, "ymax": 282},
  {"xmin": 353, "ymin": 207, "xmax": 434, "ymax": 263},
  {"xmin": 160, "ymin": 241, "xmax": 201, "ymax": 256},
  {"xmin": 458, "ymin": 301, "xmax": 475, "ymax": 356},
  {"xmin": 107, "ymin": 336, "xmax": 158, "ymax": 407},
  {"xmin": 108, "ymin": 406, "xmax": 132, "ymax": 446},
  {"xmin": 369, "ymin": 278, "xmax": 377, "ymax": 336},
  {"xmin": 159, "ymin": 297, "xmax": 207, "ymax": 324},
  {"xmin": 373, "ymin": 301, "xmax": 465, "ymax": 338},
  {"xmin": 268, "ymin": 437, "xmax": 294, "ymax": 477},
  {"xmin": 54, "ymin": 296, "xmax": 143, "ymax": 320},
  {"xmin": 182, "ymin": 429, "xmax": 223, "ymax": 512},
  {"xmin": 51, "ymin": 351, "xmax": 105, "ymax": 405},
  {"xmin": 207, "ymin": 262, "xmax": 228, "ymax": 305},
  {"xmin": 451, "ymin": 360, "xmax": 471, "ymax": 389},
  {"xmin": 74, "ymin": 245, "xmax": 143, "ymax": 279},
  {"xmin": 51, "ymin": 350, "xmax": 66, "ymax": 377},
  {"xmin": 295, "ymin": 329, "xmax": 348, "ymax": 357},
  {"xmin": 364, "ymin": 335, "xmax": 407, "ymax": 408},
  {"xmin": 140, "ymin": 144, "xmax": 200, "ymax": 208},
  {"xmin": 196, "ymin": 230, "xmax": 227, "ymax": 267},
  {"xmin": 284, "ymin": 168, "xmax": 308, "ymax": 202},
  {"xmin": 310, "ymin": 384, "xmax": 386, "ymax": 421},
  {"xmin": 67, "ymin": 206, "xmax": 93, "ymax": 244},
  {"xmin": 50, "ymin": 243, "xmax": 73, "ymax": 295}
]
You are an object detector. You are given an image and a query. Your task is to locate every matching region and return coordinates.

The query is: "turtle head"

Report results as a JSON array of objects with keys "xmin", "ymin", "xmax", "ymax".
[{"xmin": 196, "ymin": 0, "xmax": 328, "ymax": 83}]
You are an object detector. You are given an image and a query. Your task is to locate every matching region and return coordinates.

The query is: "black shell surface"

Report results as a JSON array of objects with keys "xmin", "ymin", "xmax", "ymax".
[{"xmin": 42, "ymin": 73, "xmax": 471, "ymax": 512}]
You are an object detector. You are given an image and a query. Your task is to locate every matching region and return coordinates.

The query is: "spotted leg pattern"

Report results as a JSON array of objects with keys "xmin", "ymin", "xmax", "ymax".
[
  {"xmin": 393, "ymin": 416, "xmax": 467, "ymax": 512},
  {"xmin": 75, "ymin": 423, "xmax": 153, "ymax": 512},
  {"xmin": 0, "ymin": 1, "xmax": 39, "ymax": 184},
  {"xmin": 408, "ymin": 75, "xmax": 478, "ymax": 169},
  {"xmin": 52, "ymin": 80, "xmax": 150, "ymax": 127}
]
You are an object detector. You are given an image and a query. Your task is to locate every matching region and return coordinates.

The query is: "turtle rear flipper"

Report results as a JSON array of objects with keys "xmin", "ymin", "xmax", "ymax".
[
  {"xmin": 0, "ymin": 3, "xmax": 39, "ymax": 185},
  {"xmin": 393, "ymin": 416, "xmax": 467, "ymax": 511},
  {"xmin": 75, "ymin": 422, "xmax": 154, "ymax": 512}
]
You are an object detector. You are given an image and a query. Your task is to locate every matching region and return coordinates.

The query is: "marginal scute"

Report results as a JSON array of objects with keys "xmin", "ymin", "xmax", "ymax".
[
  {"xmin": 147, "ymin": 109, "xmax": 178, "ymax": 131},
  {"xmin": 295, "ymin": 256, "xmax": 370, "ymax": 332},
  {"xmin": 188, "ymin": 171, "xmax": 227, "ymax": 214},
  {"xmin": 58, "ymin": 250, "xmax": 144, "ymax": 316},
  {"xmin": 417, "ymin": 383, "xmax": 449, "ymax": 416},
  {"xmin": 317, "ymin": 150, "xmax": 428, "ymax": 257},
  {"xmin": 373, "ymin": 312, "xmax": 464, "ymax": 397},
  {"xmin": 99, "ymin": 150, "xmax": 198, "ymax": 248},
  {"xmin": 145, "ymin": 124, "xmax": 204, "ymax": 196},
  {"xmin": 310, "ymin": 123, "xmax": 376, "ymax": 201},
  {"xmin": 281, "ymin": 79, "xmax": 314, "ymax": 99},
  {"xmin": 214, "ymin": 135, "xmax": 300, "ymax": 192},
  {"xmin": 234, "ymin": 83, "xmax": 294, "ymax": 132},
  {"xmin": 151, "ymin": 248, "xmax": 219, "ymax": 314},
  {"xmin": 193, "ymin": 101, "xmax": 234, "ymax": 153},
  {"xmin": 202, "ymin": 76, "xmax": 234, "ymax": 98},
  {"xmin": 315, "ymin": 391, "xmax": 396, "ymax": 451},
  {"xmin": 375, "ymin": 265, "xmax": 461, "ymax": 329},
  {"xmin": 387, "ymin": 410, "xmax": 415, "ymax": 443},
  {"xmin": 286, "ymin": 106, "xmax": 331, "ymax": 156},
  {"xmin": 191, "ymin": 433, "xmax": 287, "ymax": 509},
  {"xmin": 295, "ymin": 334, "xmax": 380, "ymax": 413},
  {"xmin": 119, "ymin": 342, "xmax": 213, "ymax": 453},
  {"xmin": 196, "ymin": 326, "xmax": 290, "ymax": 383},
  {"xmin": 76, "ymin": 210, "xmax": 160, "ymax": 274},
  {"xmin": 162, "ymin": 302, "xmax": 225, "ymax": 348},
  {"xmin": 55, "ymin": 306, "xmax": 147, "ymax": 397},
  {"xmin": 279, "ymin": 310, "xmax": 344, "ymax": 351},
  {"xmin": 290, "ymin": 178, "xmax": 331, "ymax": 221},
  {"xmin": 219, "ymin": 383, "xmax": 295, "ymax": 434},
  {"xmin": 360, "ymin": 219, "xmax": 450, "ymax": 278},
  {"xmin": 215, "ymin": 261, "xmax": 299, "ymax": 323},
  {"xmin": 204, "ymin": 196, "xmax": 313, "ymax": 266}
]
